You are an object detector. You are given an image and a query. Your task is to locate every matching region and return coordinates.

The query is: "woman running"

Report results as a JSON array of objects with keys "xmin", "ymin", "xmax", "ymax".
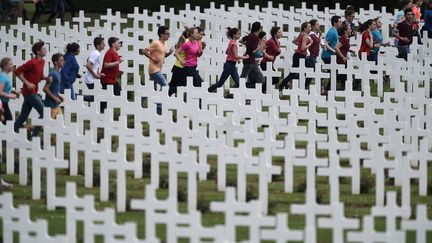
[
  {"xmin": 208, "ymin": 27, "xmax": 249, "ymax": 92},
  {"xmin": 168, "ymin": 29, "xmax": 189, "ymax": 96},
  {"xmin": 175, "ymin": 27, "xmax": 204, "ymax": 88},
  {"xmin": 60, "ymin": 42, "xmax": 81, "ymax": 100},
  {"xmin": 278, "ymin": 22, "xmax": 312, "ymax": 91},
  {"xmin": 335, "ymin": 24, "xmax": 354, "ymax": 89},
  {"xmin": 358, "ymin": 19, "xmax": 375, "ymax": 61},
  {"xmin": 261, "ymin": 26, "xmax": 282, "ymax": 85}
]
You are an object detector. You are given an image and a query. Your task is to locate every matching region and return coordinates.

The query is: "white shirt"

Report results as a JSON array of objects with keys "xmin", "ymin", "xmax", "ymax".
[{"xmin": 84, "ymin": 50, "xmax": 101, "ymax": 84}]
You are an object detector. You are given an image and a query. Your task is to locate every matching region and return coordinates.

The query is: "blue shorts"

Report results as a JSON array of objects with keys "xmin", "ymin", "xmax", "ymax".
[{"xmin": 150, "ymin": 71, "xmax": 168, "ymax": 86}]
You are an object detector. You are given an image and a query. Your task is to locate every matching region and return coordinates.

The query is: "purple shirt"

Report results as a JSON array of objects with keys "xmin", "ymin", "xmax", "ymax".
[{"xmin": 242, "ymin": 33, "xmax": 259, "ymax": 64}]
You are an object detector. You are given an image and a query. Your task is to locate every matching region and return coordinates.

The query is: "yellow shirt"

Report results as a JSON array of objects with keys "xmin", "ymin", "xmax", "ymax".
[
  {"xmin": 147, "ymin": 40, "xmax": 168, "ymax": 74},
  {"xmin": 174, "ymin": 39, "xmax": 190, "ymax": 68}
]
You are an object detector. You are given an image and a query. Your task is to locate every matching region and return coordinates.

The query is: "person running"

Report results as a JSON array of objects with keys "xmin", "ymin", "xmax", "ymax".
[
  {"xmin": 84, "ymin": 37, "xmax": 105, "ymax": 102},
  {"xmin": 0, "ymin": 100, "xmax": 12, "ymax": 190},
  {"xmin": 101, "ymin": 37, "xmax": 123, "ymax": 95},
  {"xmin": 14, "ymin": 41, "xmax": 50, "ymax": 136},
  {"xmin": 46, "ymin": 0, "xmax": 64, "ymax": 24},
  {"xmin": 197, "ymin": 26, "xmax": 207, "ymax": 52},
  {"xmin": 342, "ymin": 5, "xmax": 357, "ymax": 38},
  {"xmin": 0, "ymin": 57, "xmax": 20, "ymax": 125},
  {"xmin": 371, "ymin": 17, "xmax": 391, "ymax": 64},
  {"xmin": 305, "ymin": 19, "xmax": 321, "ymax": 89},
  {"xmin": 422, "ymin": 1, "xmax": 432, "ymax": 38},
  {"xmin": 43, "ymin": 53, "xmax": 64, "ymax": 119},
  {"xmin": 100, "ymin": 37, "xmax": 123, "ymax": 113},
  {"xmin": 175, "ymin": 27, "xmax": 204, "ymax": 87},
  {"xmin": 255, "ymin": 31, "xmax": 268, "ymax": 64},
  {"xmin": 278, "ymin": 22, "xmax": 312, "ymax": 92},
  {"xmin": 358, "ymin": 19, "xmax": 375, "ymax": 61},
  {"xmin": 240, "ymin": 21, "xmax": 265, "ymax": 89},
  {"xmin": 395, "ymin": 8, "xmax": 416, "ymax": 60},
  {"xmin": 30, "ymin": 0, "xmax": 44, "ymax": 24},
  {"xmin": 335, "ymin": 24, "xmax": 355, "ymax": 90},
  {"xmin": 60, "ymin": 42, "xmax": 80, "ymax": 100},
  {"xmin": 321, "ymin": 15, "xmax": 342, "ymax": 64},
  {"xmin": 141, "ymin": 26, "xmax": 174, "ymax": 89},
  {"xmin": 394, "ymin": 0, "xmax": 414, "ymax": 26},
  {"xmin": 260, "ymin": 26, "xmax": 282, "ymax": 85},
  {"xmin": 168, "ymin": 29, "xmax": 189, "ymax": 96},
  {"xmin": 208, "ymin": 27, "xmax": 249, "ymax": 92}
]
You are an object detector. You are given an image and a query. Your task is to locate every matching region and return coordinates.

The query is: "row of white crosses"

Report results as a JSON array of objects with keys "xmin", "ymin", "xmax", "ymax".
[{"xmin": 1, "ymin": 1, "xmax": 432, "ymax": 242}]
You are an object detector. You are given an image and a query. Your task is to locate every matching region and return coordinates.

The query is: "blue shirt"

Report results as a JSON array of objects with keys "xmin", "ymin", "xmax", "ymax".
[
  {"xmin": 321, "ymin": 27, "xmax": 338, "ymax": 59},
  {"xmin": 60, "ymin": 54, "xmax": 79, "ymax": 100},
  {"xmin": 425, "ymin": 9, "xmax": 432, "ymax": 32},
  {"xmin": 0, "ymin": 72, "xmax": 12, "ymax": 103},
  {"xmin": 372, "ymin": 29, "xmax": 383, "ymax": 53},
  {"xmin": 44, "ymin": 69, "xmax": 61, "ymax": 108}
]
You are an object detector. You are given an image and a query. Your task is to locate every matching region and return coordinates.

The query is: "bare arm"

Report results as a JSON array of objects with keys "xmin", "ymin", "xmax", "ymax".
[
  {"xmin": 17, "ymin": 73, "xmax": 36, "ymax": 90},
  {"xmin": 365, "ymin": 32, "xmax": 374, "ymax": 48},
  {"xmin": 0, "ymin": 83, "xmax": 17, "ymax": 99},
  {"xmin": 334, "ymin": 41, "xmax": 346, "ymax": 63},
  {"xmin": 300, "ymin": 35, "xmax": 312, "ymax": 51},
  {"xmin": 141, "ymin": 47, "xmax": 159, "ymax": 64},
  {"xmin": 174, "ymin": 48, "xmax": 186, "ymax": 66},
  {"xmin": 324, "ymin": 40, "xmax": 336, "ymax": 54},
  {"xmin": 85, "ymin": 62, "xmax": 101, "ymax": 79}
]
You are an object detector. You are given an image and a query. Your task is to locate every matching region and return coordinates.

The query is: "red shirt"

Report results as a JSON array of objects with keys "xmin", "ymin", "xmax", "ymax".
[
  {"xmin": 309, "ymin": 32, "xmax": 320, "ymax": 58},
  {"xmin": 101, "ymin": 48, "xmax": 120, "ymax": 84},
  {"xmin": 337, "ymin": 35, "xmax": 350, "ymax": 64},
  {"xmin": 262, "ymin": 38, "xmax": 281, "ymax": 63},
  {"xmin": 226, "ymin": 39, "xmax": 238, "ymax": 62},
  {"xmin": 397, "ymin": 21, "xmax": 414, "ymax": 46},
  {"xmin": 15, "ymin": 57, "xmax": 45, "ymax": 96},
  {"xmin": 295, "ymin": 33, "xmax": 311, "ymax": 57},
  {"xmin": 358, "ymin": 31, "xmax": 372, "ymax": 59}
]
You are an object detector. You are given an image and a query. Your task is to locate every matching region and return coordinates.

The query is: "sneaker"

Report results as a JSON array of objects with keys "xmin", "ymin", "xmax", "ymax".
[{"xmin": 1, "ymin": 179, "xmax": 12, "ymax": 189}]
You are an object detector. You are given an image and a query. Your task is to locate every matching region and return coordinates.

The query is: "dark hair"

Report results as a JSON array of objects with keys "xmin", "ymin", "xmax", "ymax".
[
  {"xmin": 108, "ymin": 37, "xmax": 119, "ymax": 48},
  {"xmin": 301, "ymin": 22, "xmax": 310, "ymax": 31},
  {"xmin": 373, "ymin": 17, "xmax": 381, "ymax": 22},
  {"xmin": 51, "ymin": 53, "xmax": 63, "ymax": 63},
  {"xmin": 270, "ymin": 26, "xmax": 280, "ymax": 38},
  {"xmin": 258, "ymin": 31, "xmax": 266, "ymax": 39},
  {"xmin": 93, "ymin": 37, "xmax": 104, "ymax": 48},
  {"xmin": 338, "ymin": 24, "xmax": 349, "ymax": 36},
  {"xmin": 345, "ymin": 8, "xmax": 355, "ymax": 18},
  {"xmin": 32, "ymin": 41, "xmax": 45, "ymax": 56},
  {"xmin": 0, "ymin": 57, "xmax": 12, "ymax": 70},
  {"xmin": 175, "ymin": 29, "xmax": 189, "ymax": 49},
  {"xmin": 331, "ymin": 15, "xmax": 341, "ymax": 26},
  {"xmin": 310, "ymin": 19, "xmax": 318, "ymax": 27},
  {"xmin": 226, "ymin": 27, "xmax": 240, "ymax": 39},
  {"xmin": 197, "ymin": 26, "xmax": 205, "ymax": 33},
  {"xmin": 251, "ymin": 21, "xmax": 261, "ymax": 32},
  {"xmin": 157, "ymin": 26, "xmax": 169, "ymax": 38},
  {"xmin": 359, "ymin": 19, "xmax": 374, "ymax": 32},
  {"xmin": 404, "ymin": 7, "xmax": 413, "ymax": 15},
  {"xmin": 402, "ymin": 0, "xmax": 412, "ymax": 7},
  {"xmin": 65, "ymin": 42, "xmax": 80, "ymax": 54}
]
